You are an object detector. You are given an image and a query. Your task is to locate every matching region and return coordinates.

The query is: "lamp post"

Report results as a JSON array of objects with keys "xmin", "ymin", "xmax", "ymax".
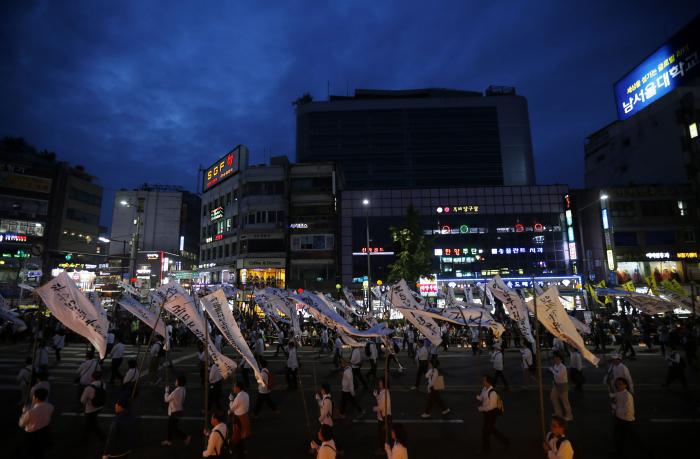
[{"xmin": 362, "ymin": 198, "xmax": 371, "ymax": 313}]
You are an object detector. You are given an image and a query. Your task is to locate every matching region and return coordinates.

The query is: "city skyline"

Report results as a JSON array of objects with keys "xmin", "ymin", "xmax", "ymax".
[{"xmin": 1, "ymin": 1, "xmax": 698, "ymax": 227}]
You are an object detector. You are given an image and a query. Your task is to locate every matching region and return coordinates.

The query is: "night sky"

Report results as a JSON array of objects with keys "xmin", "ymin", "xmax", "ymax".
[{"xmin": 2, "ymin": 1, "xmax": 698, "ymax": 227}]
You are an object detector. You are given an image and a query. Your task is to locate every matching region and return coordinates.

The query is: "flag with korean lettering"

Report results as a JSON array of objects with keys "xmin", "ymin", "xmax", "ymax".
[
  {"xmin": 36, "ymin": 272, "xmax": 108, "ymax": 358},
  {"xmin": 156, "ymin": 283, "xmax": 237, "ymax": 378},
  {"xmin": 388, "ymin": 280, "xmax": 442, "ymax": 346},
  {"xmin": 527, "ymin": 286, "xmax": 599, "ymax": 366},
  {"xmin": 487, "ymin": 275, "xmax": 535, "ymax": 346}
]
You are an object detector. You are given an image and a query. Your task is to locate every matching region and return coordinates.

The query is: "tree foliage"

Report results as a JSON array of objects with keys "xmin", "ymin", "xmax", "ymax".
[{"xmin": 387, "ymin": 205, "xmax": 433, "ymax": 285}]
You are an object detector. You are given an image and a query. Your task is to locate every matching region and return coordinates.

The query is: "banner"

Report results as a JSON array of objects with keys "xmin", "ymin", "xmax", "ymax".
[
  {"xmin": 388, "ymin": 280, "xmax": 442, "ymax": 346},
  {"xmin": 487, "ymin": 275, "xmax": 535, "ymax": 345},
  {"xmin": 527, "ymin": 286, "xmax": 599, "ymax": 366},
  {"xmin": 156, "ymin": 284, "xmax": 237, "ymax": 379},
  {"xmin": 201, "ymin": 289, "xmax": 263, "ymax": 386},
  {"xmin": 36, "ymin": 272, "xmax": 108, "ymax": 358},
  {"xmin": 292, "ymin": 291, "xmax": 392, "ymax": 339},
  {"xmin": 118, "ymin": 296, "xmax": 170, "ymax": 350}
]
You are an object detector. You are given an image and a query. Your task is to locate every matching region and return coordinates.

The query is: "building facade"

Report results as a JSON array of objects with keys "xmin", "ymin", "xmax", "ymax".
[
  {"xmin": 296, "ymin": 87, "xmax": 536, "ymax": 190},
  {"xmin": 339, "ymin": 185, "xmax": 580, "ymax": 298},
  {"xmin": 108, "ymin": 184, "xmax": 200, "ymax": 291}
]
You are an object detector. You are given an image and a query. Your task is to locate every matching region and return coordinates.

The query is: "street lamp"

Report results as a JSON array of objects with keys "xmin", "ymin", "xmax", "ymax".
[{"xmin": 362, "ymin": 198, "xmax": 371, "ymax": 313}]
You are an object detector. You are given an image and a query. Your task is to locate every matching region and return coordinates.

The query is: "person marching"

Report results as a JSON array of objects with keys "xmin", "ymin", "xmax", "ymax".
[
  {"xmin": 549, "ymin": 354, "xmax": 573, "ymax": 421},
  {"xmin": 286, "ymin": 340, "xmax": 299, "ymax": 390},
  {"xmin": 476, "ymin": 375, "xmax": 509, "ymax": 455},
  {"xmin": 202, "ymin": 411, "xmax": 228, "ymax": 458},
  {"xmin": 410, "ymin": 340, "xmax": 429, "ymax": 391},
  {"xmin": 229, "ymin": 380, "xmax": 251, "ymax": 457},
  {"xmin": 542, "ymin": 415, "xmax": 573, "ymax": 459},
  {"xmin": 18, "ymin": 387, "xmax": 53, "ymax": 459},
  {"xmin": 253, "ymin": 358, "xmax": 279, "ymax": 417},
  {"xmin": 490, "ymin": 343, "xmax": 509, "ymax": 391},
  {"xmin": 162, "ymin": 375, "xmax": 191, "ymax": 447},
  {"xmin": 420, "ymin": 360, "xmax": 449, "ymax": 418},
  {"xmin": 80, "ymin": 370, "xmax": 107, "ymax": 445},
  {"xmin": 384, "ymin": 423, "xmax": 408, "ymax": 459},
  {"xmin": 373, "ymin": 378, "xmax": 392, "ymax": 455},
  {"xmin": 611, "ymin": 377, "xmax": 636, "ymax": 456}
]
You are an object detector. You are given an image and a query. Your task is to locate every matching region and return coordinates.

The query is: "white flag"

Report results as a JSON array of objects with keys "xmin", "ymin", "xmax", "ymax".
[
  {"xmin": 118, "ymin": 296, "xmax": 170, "ymax": 350},
  {"xmin": 157, "ymin": 284, "xmax": 237, "ymax": 379},
  {"xmin": 487, "ymin": 275, "xmax": 535, "ymax": 345},
  {"xmin": 527, "ymin": 286, "xmax": 599, "ymax": 366},
  {"xmin": 388, "ymin": 280, "xmax": 442, "ymax": 346},
  {"xmin": 36, "ymin": 272, "xmax": 108, "ymax": 358},
  {"xmin": 201, "ymin": 289, "xmax": 263, "ymax": 386}
]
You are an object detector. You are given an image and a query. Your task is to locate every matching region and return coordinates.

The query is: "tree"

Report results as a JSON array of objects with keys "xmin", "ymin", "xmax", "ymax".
[{"xmin": 387, "ymin": 205, "xmax": 433, "ymax": 285}]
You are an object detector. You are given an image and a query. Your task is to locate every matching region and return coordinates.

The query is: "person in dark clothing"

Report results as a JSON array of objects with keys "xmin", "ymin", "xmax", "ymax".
[{"xmin": 102, "ymin": 398, "xmax": 136, "ymax": 458}]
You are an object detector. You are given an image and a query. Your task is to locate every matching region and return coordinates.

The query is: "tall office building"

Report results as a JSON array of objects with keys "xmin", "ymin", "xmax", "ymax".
[{"xmin": 296, "ymin": 87, "xmax": 536, "ymax": 189}]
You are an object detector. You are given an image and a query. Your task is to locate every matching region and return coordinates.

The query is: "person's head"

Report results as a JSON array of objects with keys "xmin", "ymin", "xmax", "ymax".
[
  {"xmin": 615, "ymin": 377, "xmax": 629, "ymax": 392},
  {"xmin": 550, "ymin": 415, "xmax": 567, "ymax": 436},
  {"xmin": 318, "ymin": 424, "xmax": 334, "ymax": 442},
  {"xmin": 176, "ymin": 374, "xmax": 187, "ymax": 387},
  {"xmin": 482, "ymin": 375, "xmax": 494, "ymax": 388},
  {"xmin": 91, "ymin": 371, "xmax": 102, "ymax": 382},
  {"xmin": 321, "ymin": 382, "xmax": 331, "ymax": 396},
  {"xmin": 259, "ymin": 358, "xmax": 268, "ymax": 369},
  {"xmin": 210, "ymin": 410, "xmax": 225, "ymax": 427},
  {"xmin": 127, "ymin": 359, "xmax": 137, "ymax": 369},
  {"xmin": 391, "ymin": 423, "xmax": 407, "ymax": 445},
  {"xmin": 33, "ymin": 388, "xmax": 48, "ymax": 404},
  {"xmin": 115, "ymin": 398, "xmax": 129, "ymax": 414}
]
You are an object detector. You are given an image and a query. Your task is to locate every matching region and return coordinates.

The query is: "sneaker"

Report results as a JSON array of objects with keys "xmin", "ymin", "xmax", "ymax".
[
  {"xmin": 184, "ymin": 435, "xmax": 192, "ymax": 446},
  {"xmin": 161, "ymin": 440, "xmax": 172, "ymax": 447},
  {"xmin": 441, "ymin": 408, "xmax": 451, "ymax": 415},
  {"xmin": 420, "ymin": 413, "xmax": 431, "ymax": 419}
]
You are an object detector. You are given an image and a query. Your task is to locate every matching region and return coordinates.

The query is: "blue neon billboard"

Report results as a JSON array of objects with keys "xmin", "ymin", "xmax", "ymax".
[{"xmin": 613, "ymin": 16, "xmax": 699, "ymax": 120}]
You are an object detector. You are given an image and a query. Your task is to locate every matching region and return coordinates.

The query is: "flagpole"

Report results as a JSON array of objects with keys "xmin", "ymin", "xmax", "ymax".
[
  {"xmin": 131, "ymin": 300, "xmax": 166, "ymax": 400},
  {"xmin": 532, "ymin": 277, "xmax": 546, "ymax": 441}
]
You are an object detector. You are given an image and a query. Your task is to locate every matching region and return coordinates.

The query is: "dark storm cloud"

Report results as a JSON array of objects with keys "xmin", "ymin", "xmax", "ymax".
[{"xmin": 1, "ymin": 1, "xmax": 698, "ymax": 226}]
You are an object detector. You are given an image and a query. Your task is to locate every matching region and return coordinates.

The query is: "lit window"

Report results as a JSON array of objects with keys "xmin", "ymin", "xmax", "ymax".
[{"xmin": 690, "ymin": 122, "xmax": 698, "ymax": 139}]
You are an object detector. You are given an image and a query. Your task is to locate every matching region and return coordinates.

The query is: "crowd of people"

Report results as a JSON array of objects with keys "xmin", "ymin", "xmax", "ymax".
[{"xmin": 7, "ymin": 294, "xmax": 700, "ymax": 458}]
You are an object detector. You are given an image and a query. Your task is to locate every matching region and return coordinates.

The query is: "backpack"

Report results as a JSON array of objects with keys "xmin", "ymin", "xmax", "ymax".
[
  {"xmin": 91, "ymin": 382, "xmax": 106, "ymax": 408},
  {"xmin": 365, "ymin": 342, "xmax": 371, "ymax": 357},
  {"xmin": 488, "ymin": 388, "xmax": 504, "ymax": 415}
]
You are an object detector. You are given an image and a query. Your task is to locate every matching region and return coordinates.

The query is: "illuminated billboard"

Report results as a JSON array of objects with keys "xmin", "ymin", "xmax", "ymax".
[
  {"xmin": 203, "ymin": 146, "xmax": 242, "ymax": 192},
  {"xmin": 614, "ymin": 16, "xmax": 699, "ymax": 120}
]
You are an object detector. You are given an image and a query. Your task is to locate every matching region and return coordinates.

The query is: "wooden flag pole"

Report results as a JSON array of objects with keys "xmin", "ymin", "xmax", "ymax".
[{"xmin": 532, "ymin": 278, "xmax": 546, "ymax": 441}]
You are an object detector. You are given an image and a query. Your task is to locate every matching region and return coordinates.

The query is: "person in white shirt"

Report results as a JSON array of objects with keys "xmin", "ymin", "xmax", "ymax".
[
  {"xmin": 316, "ymin": 383, "xmax": 334, "ymax": 427},
  {"xmin": 18, "ymin": 388, "xmax": 53, "ymax": 458},
  {"xmin": 109, "ymin": 335, "xmax": 125, "ymax": 384},
  {"xmin": 476, "ymin": 375, "xmax": 509, "ymax": 454},
  {"xmin": 411, "ymin": 340, "xmax": 429, "ymax": 390},
  {"xmin": 568, "ymin": 348, "xmax": 584, "ymax": 392},
  {"xmin": 52, "ymin": 330, "xmax": 65, "ymax": 363},
  {"xmin": 490, "ymin": 345, "xmax": 509, "ymax": 391},
  {"xmin": 310, "ymin": 424, "xmax": 336, "ymax": 459},
  {"xmin": 521, "ymin": 345, "xmax": 534, "ymax": 386},
  {"xmin": 229, "ymin": 381, "xmax": 251, "ymax": 457},
  {"xmin": 275, "ymin": 329, "xmax": 286, "ymax": 357},
  {"xmin": 253, "ymin": 358, "xmax": 279, "ymax": 416},
  {"xmin": 543, "ymin": 415, "xmax": 573, "ymax": 459},
  {"xmin": 549, "ymin": 355, "xmax": 573, "ymax": 421},
  {"xmin": 80, "ymin": 371, "xmax": 106, "ymax": 444},
  {"xmin": 373, "ymin": 378, "xmax": 392, "ymax": 454},
  {"xmin": 605, "ymin": 354, "xmax": 634, "ymax": 394},
  {"xmin": 421, "ymin": 360, "xmax": 449, "ymax": 418},
  {"xmin": 286, "ymin": 341, "xmax": 299, "ymax": 389},
  {"xmin": 367, "ymin": 340, "xmax": 379, "ymax": 380},
  {"xmin": 611, "ymin": 377, "xmax": 636, "ymax": 455},
  {"xmin": 339, "ymin": 361, "xmax": 363, "ymax": 418},
  {"xmin": 350, "ymin": 345, "xmax": 368, "ymax": 389},
  {"xmin": 202, "ymin": 410, "xmax": 228, "ymax": 458},
  {"xmin": 162, "ymin": 375, "xmax": 191, "ymax": 446},
  {"xmin": 384, "ymin": 423, "xmax": 408, "ymax": 459}
]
